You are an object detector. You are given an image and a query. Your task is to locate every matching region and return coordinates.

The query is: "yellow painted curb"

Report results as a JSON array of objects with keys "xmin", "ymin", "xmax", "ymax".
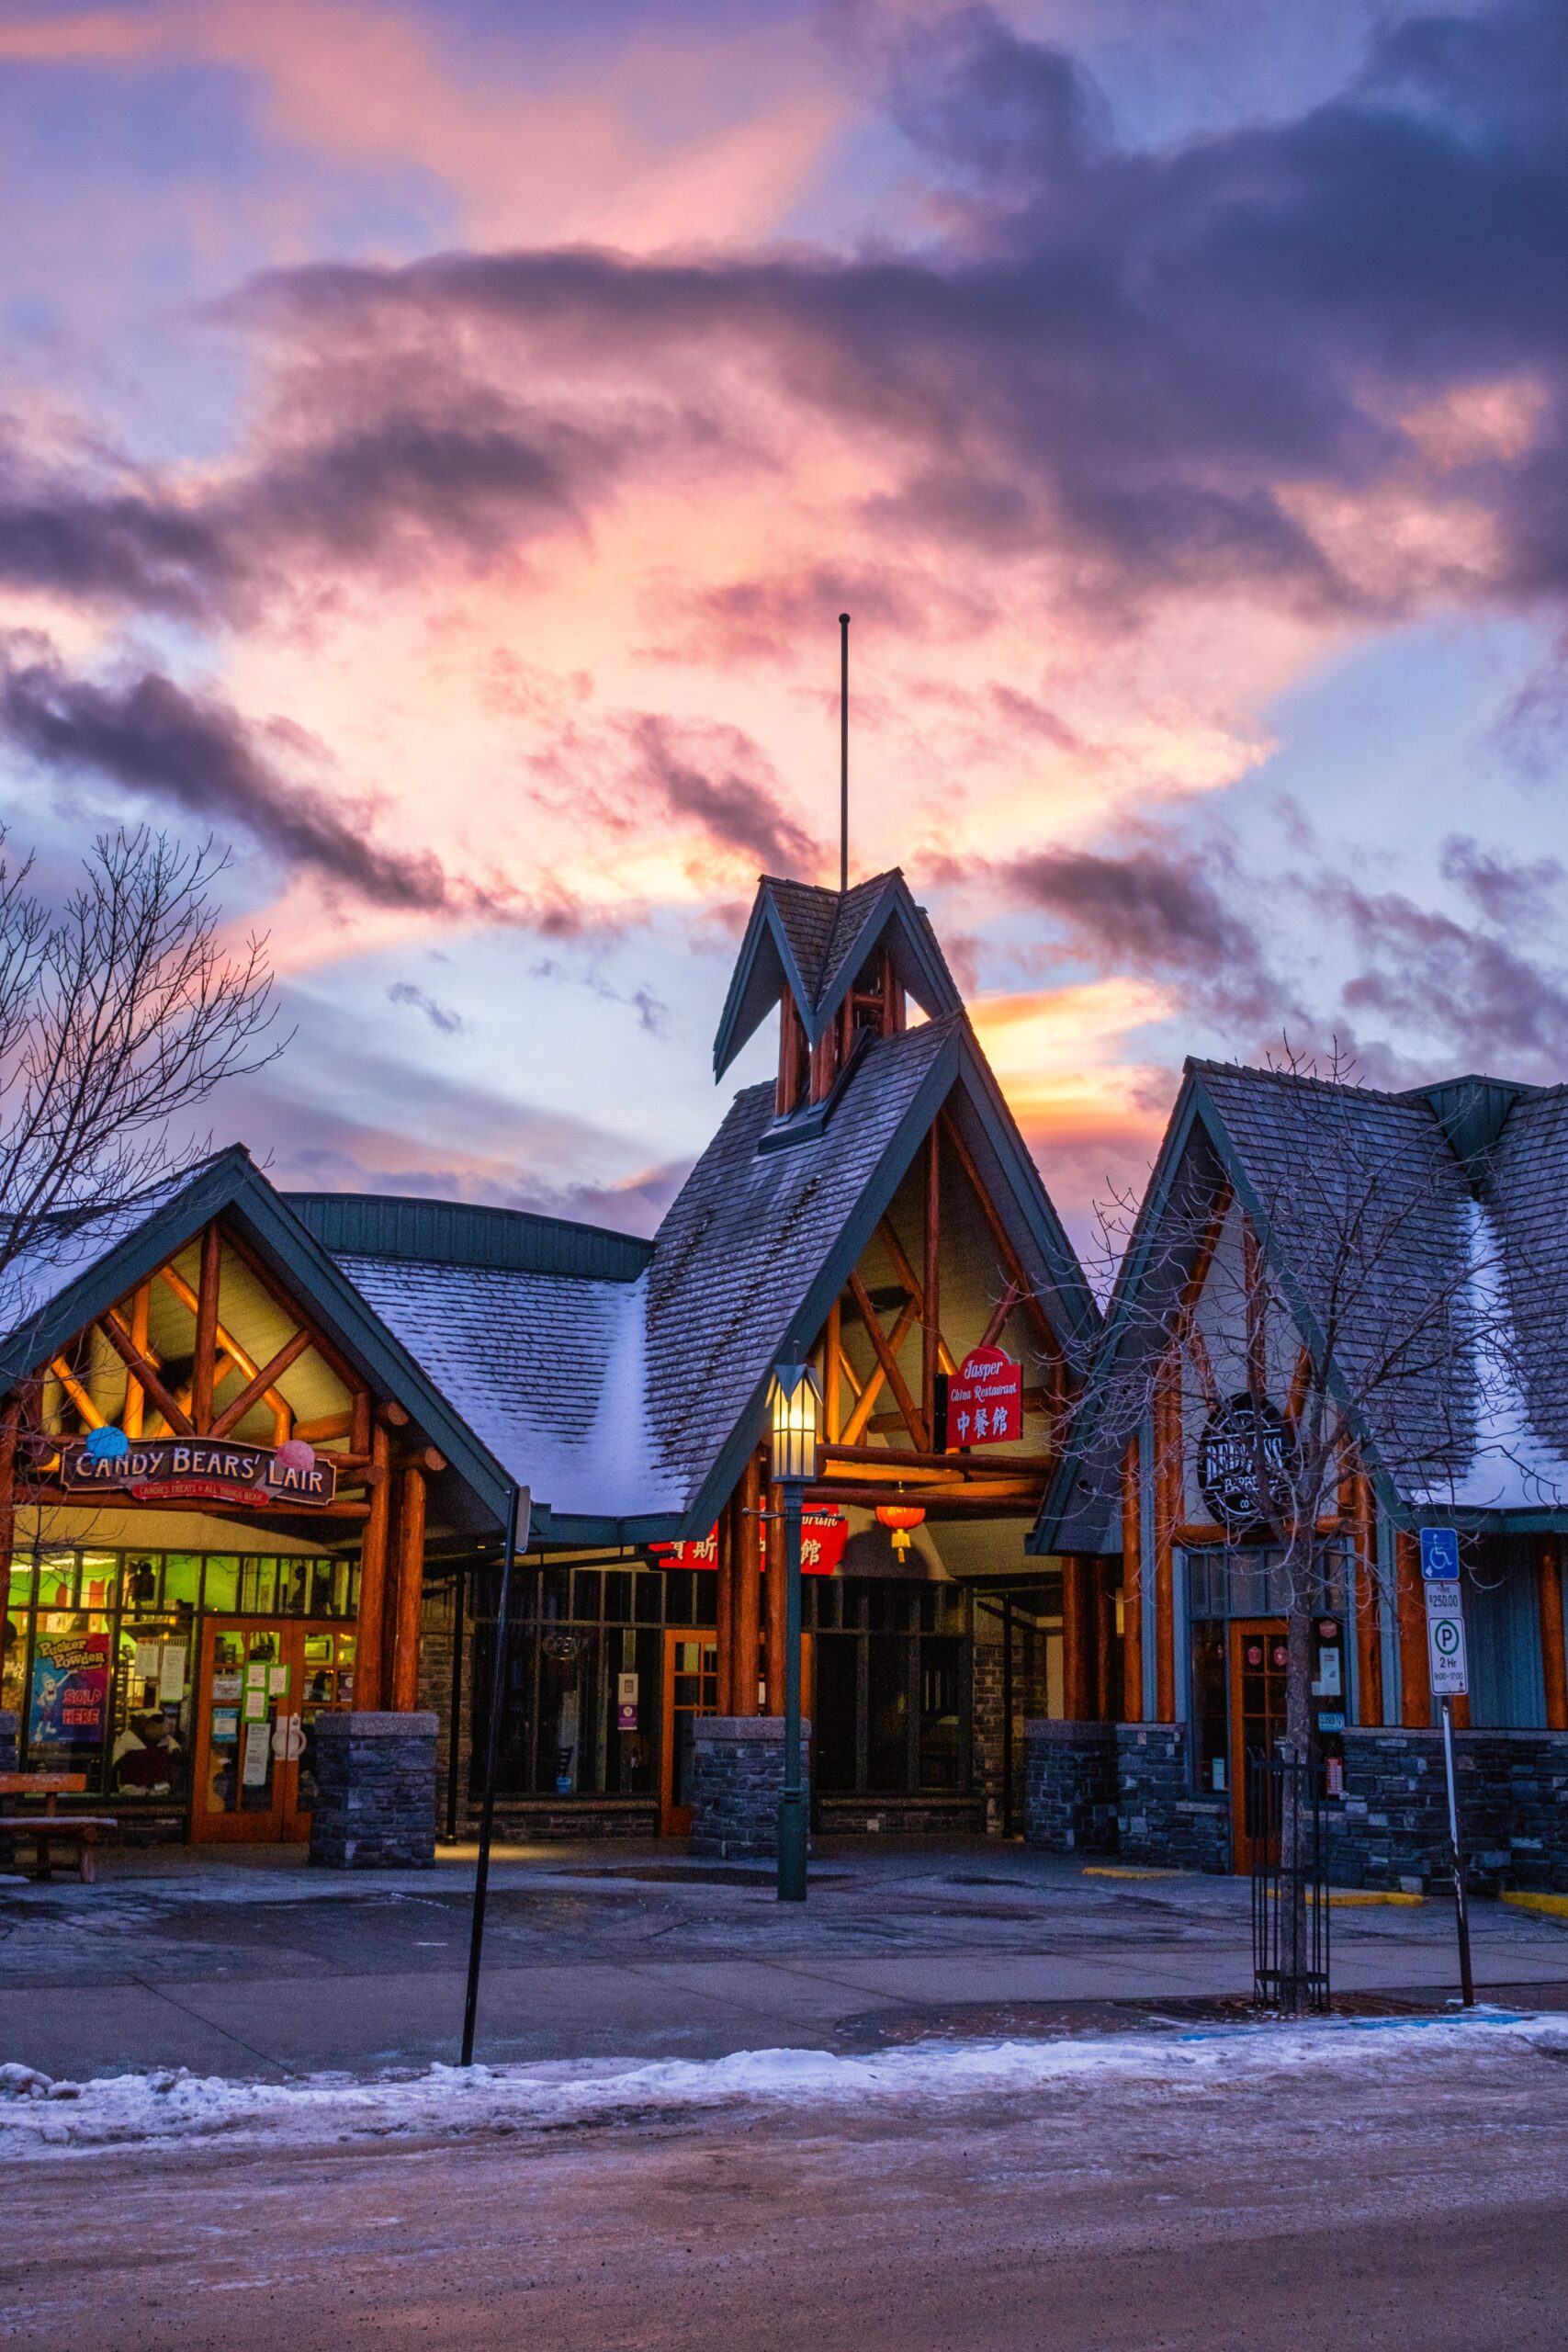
[
  {"xmin": 1503, "ymin": 1891, "xmax": 1568, "ymax": 1919},
  {"xmin": 1083, "ymin": 1866, "xmax": 1190, "ymax": 1880},
  {"xmin": 1262, "ymin": 1888, "xmax": 1424, "ymax": 1906}
]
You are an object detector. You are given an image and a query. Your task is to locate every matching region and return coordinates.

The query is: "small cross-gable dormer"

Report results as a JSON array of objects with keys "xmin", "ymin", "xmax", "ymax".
[{"xmin": 712, "ymin": 871, "xmax": 965, "ymax": 1126}]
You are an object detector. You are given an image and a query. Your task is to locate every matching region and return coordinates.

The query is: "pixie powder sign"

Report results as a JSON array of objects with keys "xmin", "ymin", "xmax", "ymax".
[
  {"xmin": 28, "ymin": 1630, "xmax": 111, "ymax": 1746},
  {"xmin": 947, "ymin": 1348, "xmax": 1022, "ymax": 1447},
  {"xmin": 61, "ymin": 1438, "xmax": 338, "ymax": 1509}
]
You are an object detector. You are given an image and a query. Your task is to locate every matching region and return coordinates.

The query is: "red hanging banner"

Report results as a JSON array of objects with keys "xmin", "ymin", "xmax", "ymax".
[
  {"xmin": 648, "ymin": 1527, "xmax": 720, "ymax": 1566},
  {"xmin": 947, "ymin": 1347, "xmax": 1022, "ymax": 1447}
]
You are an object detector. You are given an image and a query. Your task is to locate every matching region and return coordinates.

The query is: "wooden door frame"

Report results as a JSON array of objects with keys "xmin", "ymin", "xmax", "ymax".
[
  {"xmin": 190, "ymin": 1618, "xmax": 303, "ymax": 1843},
  {"xmin": 658, "ymin": 1629, "xmax": 815, "ymax": 1838},
  {"xmin": 1228, "ymin": 1616, "xmax": 1287, "ymax": 1875}
]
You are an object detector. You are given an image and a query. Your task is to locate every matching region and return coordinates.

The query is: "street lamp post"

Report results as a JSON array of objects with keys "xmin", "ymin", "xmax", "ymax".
[{"xmin": 768, "ymin": 1362, "xmax": 820, "ymax": 1904}]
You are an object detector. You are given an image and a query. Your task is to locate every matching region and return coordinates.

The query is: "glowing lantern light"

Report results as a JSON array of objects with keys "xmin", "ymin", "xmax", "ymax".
[{"xmin": 875, "ymin": 1502, "xmax": 926, "ymax": 1557}]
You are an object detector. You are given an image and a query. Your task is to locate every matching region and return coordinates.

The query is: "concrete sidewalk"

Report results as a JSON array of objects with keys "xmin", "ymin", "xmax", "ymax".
[{"xmin": 4, "ymin": 1836, "xmax": 1565, "ymax": 2080}]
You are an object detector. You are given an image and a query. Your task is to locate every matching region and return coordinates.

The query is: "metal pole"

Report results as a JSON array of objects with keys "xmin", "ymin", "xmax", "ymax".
[
  {"xmin": 839, "ymin": 613, "xmax": 850, "ymax": 896},
  {"xmin": 461, "ymin": 1486, "xmax": 522, "ymax": 2065},
  {"xmin": 444, "ymin": 1564, "xmax": 465, "ymax": 1842},
  {"xmin": 1440, "ymin": 1697, "xmax": 1475, "ymax": 2007},
  {"xmin": 1001, "ymin": 1592, "xmax": 1014, "ymax": 1839},
  {"xmin": 777, "ymin": 1486, "xmax": 807, "ymax": 1901}
]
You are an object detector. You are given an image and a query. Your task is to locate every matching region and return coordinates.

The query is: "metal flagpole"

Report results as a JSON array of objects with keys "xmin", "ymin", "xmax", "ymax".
[
  {"xmin": 1440, "ymin": 1697, "xmax": 1475, "ymax": 2007},
  {"xmin": 839, "ymin": 613, "xmax": 850, "ymax": 895},
  {"xmin": 461, "ymin": 1482, "xmax": 526, "ymax": 2064}
]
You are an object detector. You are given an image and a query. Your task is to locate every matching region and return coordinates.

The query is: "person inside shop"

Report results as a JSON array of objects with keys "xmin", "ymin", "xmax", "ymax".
[{"xmin": 113, "ymin": 1710, "xmax": 185, "ymax": 1794}]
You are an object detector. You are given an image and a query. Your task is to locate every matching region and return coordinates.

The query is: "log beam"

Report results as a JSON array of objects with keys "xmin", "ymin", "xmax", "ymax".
[
  {"xmin": 209, "ymin": 1328, "xmax": 312, "ymax": 1440},
  {"xmin": 1061, "ymin": 1555, "xmax": 1093, "ymax": 1720},
  {"xmin": 763, "ymin": 1474, "xmax": 786, "ymax": 1717},
  {"xmin": 191, "ymin": 1222, "xmax": 221, "ymax": 1432},
  {"xmin": 847, "ymin": 1271, "xmax": 927, "ymax": 1449},
  {"xmin": 734, "ymin": 1452, "xmax": 762, "ymax": 1717},
  {"xmin": 98, "ymin": 1311, "xmax": 193, "ymax": 1436}
]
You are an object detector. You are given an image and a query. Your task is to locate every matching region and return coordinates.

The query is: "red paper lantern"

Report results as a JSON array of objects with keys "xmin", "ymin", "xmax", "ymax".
[{"xmin": 874, "ymin": 1502, "xmax": 926, "ymax": 1557}]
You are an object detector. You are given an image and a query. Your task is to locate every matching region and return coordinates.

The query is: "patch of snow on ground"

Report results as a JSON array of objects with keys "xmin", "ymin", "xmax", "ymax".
[{"xmin": 5, "ymin": 2013, "xmax": 1566, "ymax": 2159}]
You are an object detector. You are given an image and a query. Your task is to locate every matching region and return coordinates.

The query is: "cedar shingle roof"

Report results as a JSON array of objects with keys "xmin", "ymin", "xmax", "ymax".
[{"xmin": 1034, "ymin": 1057, "xmax": 1568, "ymax": 1547}]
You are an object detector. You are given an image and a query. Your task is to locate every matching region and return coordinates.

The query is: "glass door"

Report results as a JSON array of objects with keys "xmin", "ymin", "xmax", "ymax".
[
  {"xmin": 660, "ymin": 1633, "xmax": 718, "ymax": 1835},
  {"xmin": 1229, "ymin": 1618, "xmax": 1289, "ymax": 1874},
  {"xmin": 191, "ymin": 1621, "xmax": 356, "ymax": 1842}
]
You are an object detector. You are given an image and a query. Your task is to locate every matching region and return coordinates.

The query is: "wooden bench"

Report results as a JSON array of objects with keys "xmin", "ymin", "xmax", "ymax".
[{"xmin": 0, "ymin": 1775, "xmax": 118, "ymax": 1883}]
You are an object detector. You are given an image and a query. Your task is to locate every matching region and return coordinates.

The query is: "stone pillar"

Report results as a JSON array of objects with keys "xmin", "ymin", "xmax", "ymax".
[
  {"xmin": 1022, "ymin": 1719, "xmax": 1118, "ymax": 1852},
  {"xmin": 1116, "ymin": 1724, "xmax": 1229, "ymax": 1871},
  {"xmin": 310, "ymin": 1711, "xmax": 437, "ymax": 1868},
  {"xmin": 688, "ymin": 1716, "xmax": 810, "ymax": 1859}
]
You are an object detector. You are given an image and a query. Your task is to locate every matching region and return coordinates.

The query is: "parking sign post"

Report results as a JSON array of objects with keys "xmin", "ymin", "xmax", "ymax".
[{"xmin": 1420, "ymin": 1527, "xmax": 1474, "ymax": 2007}]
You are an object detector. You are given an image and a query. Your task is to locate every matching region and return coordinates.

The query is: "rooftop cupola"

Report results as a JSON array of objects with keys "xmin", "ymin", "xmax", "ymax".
[{"xmin": 712, "ymin": 870, "xmax": 965, "ymax": 1118}]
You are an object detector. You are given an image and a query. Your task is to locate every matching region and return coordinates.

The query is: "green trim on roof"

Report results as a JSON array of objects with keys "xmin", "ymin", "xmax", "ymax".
[{"xmin": 286, "ymin": 1192, "xmax": 652, "ymax": 1280}]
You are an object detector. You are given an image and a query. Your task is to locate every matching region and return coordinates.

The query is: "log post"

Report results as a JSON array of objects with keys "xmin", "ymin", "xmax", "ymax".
[
  {"xmin": 1153, "ymin": 1362, "xmax": 1179, "ymax": 1724},
  {"xmin": 390, "ymin": 1462, "xmax": 427, "ymax": 1713},
  {"xmin": 1539, "ymin": 1536, "xmax": 1568, "ymax": 1734},
  {"xmin": 715, "ymin": 1498, "xmax": 736, "ymax": 1717},
  {"xmin": 1394, "ymin": 1531, "xmax": 1430, "ymax": 1728},
  {"xmin": 734, "ymin": 1451, "xmax": 762, "ymax": 1716},
  {"xmin": 1092, "ymin": 1558, "xmax": 1117, "ymax": 1722},
  {"xmin": 1121, "ymin": 1437, "xmax": 1142, "ymax": 1723},
  {"xmin": 1061, "ymin": 1555, "xmax": 1093, "ymax": 1720},
  {"xmin": 355, "ymin": 1419, "xmax": 392, "ymax": 1711},
  {"xmin": 763, "ymin": 1471, "xmax": 787, "ymax": 1716},
  {"xmin": 921, "ymin": 1123, "xmax": 940, "ymax": 1439},
  {"xmin": 1352, "ymin": 1476, "xmax": 1384, "ymax": 1726}
]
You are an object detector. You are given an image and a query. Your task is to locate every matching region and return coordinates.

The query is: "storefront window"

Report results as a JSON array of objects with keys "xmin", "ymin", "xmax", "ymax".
[
  {"xmin": 806, "ymin": 1578, "xmax": 971, "ymax": 1797},
  {"xmin": 5, "ymin": 1544, "xmax": 356, "ymax": 1798}
]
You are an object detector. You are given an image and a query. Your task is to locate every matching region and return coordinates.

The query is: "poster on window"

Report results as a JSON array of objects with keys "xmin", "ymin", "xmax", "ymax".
[
  {"xmin": 946, "ymin": 1348, "xmax": 1023, "ymax": 1446},
  {"xmin": 28, "ymin": 1630, "xmax": 112, "ymax": 1747}
]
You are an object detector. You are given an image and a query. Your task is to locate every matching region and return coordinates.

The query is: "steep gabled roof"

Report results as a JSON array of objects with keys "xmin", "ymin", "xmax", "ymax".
[
  {"xmin": 712, "ymin": 868, "xmax": 965, "ymax": 1080},
  {"xmin": 0, "ymin": 1147, "xmax": 518, "ymax": 1526},
  {"xmin": 332, "ymin": 1012, "xmax": 1095, "ymax": 1545},
  {"xmin": 1032, "ymin": 1058, "xmax": 1568, "ymax": 1551},
  {"xmin": 650, "ymin": 1008, "xmax": 1099, "ymax": 1543}
]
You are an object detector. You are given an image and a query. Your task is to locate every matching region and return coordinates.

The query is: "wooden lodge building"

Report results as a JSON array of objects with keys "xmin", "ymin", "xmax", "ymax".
[
  {"xmin": 0, "ymin": 870, "xmax": 1098, "ymax": 1860},
  {"xmin": 3, "ymin": 876, "xmax": 1565, "ymax": 1889},
  {"xmin": 1031, "ymin": 1059, "xmax": 1568, "ymax": 1892}
]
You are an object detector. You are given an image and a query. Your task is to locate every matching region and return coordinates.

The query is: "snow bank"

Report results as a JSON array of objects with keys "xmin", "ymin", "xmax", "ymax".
[{"xmin": 5, "ymin": 2012, "xmax": 1565, "ymax": 2160}]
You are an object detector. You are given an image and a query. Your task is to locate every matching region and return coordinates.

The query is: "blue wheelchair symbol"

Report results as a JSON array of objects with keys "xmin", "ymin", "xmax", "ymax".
[{"xmin": 1419, "ymin": 1528, "xmax": 1460, "ymax": 1580}]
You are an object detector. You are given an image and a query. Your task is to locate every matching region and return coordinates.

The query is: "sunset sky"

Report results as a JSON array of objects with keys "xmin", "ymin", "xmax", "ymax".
[{"xmin": 2, "ymin": 0, "xmax": 1565, "ymax": 1249}]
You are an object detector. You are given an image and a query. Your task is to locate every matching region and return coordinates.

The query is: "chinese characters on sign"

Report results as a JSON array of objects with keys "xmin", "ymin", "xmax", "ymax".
[
  {"xmin": 654, "ymin": 1510, "xmax": 850, "ymax": 1576},
  {"xmin": 946, "ymin": 1348, "xmax": 1022, "ymax": 1447}
]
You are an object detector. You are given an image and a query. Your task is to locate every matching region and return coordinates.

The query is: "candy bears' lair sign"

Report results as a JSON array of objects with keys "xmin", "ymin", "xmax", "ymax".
[{"xmin": 61, "ymin": 1439, "xmax": 337, "ymax": 1508}]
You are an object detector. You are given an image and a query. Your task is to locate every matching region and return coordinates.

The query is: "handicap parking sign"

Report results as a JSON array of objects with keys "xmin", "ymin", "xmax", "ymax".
[{"xmin": 1420, "ymin": 1528, "xmax": 1460, "ymax": 1580}]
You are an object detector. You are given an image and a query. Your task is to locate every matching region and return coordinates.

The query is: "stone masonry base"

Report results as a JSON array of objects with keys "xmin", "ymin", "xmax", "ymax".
[
  {"xmin": 310, "ymin": 1711, "xmax": 438, "ymax": 1868},
  {"xmin": 689, "ymin": 1716, "xmax": 811, "ymax": 1860}
]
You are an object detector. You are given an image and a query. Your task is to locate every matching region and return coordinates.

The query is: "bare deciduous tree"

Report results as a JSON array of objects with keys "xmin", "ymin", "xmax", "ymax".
[{"xmin": 0, "ymin": 827, "xmax": 280, "ymax": 1361}]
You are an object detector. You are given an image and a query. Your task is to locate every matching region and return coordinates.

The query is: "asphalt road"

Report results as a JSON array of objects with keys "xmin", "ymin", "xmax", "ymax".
[{"xmin": 6, "ymin": 2022, "xmax": 1568, "ymax": 2350}]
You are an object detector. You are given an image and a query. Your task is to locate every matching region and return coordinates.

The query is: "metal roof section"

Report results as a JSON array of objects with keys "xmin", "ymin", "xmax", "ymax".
[
  {"xmin": 287, "ymin": 1192, "xmax": 652, "ymax": 1281},
  {"xmin": 711, "ymin": 868, "xmax": 965, "ymax": 1080}
]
